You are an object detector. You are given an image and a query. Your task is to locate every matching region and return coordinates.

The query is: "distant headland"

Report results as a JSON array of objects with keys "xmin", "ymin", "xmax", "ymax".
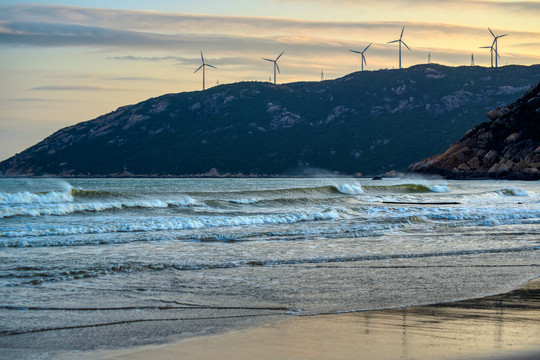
[{"xmin": 1, "ymin": 64, "xmax": 539, "ymax": 178}]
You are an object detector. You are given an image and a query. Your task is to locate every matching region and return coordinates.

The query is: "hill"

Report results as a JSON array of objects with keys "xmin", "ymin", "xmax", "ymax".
[
  {"xmin": 408, "ymin": 81, "xmax": 540, "ymax": 179},
  {"xmin": 2, "ymin": 64, "xmax": 540, "ymax": 177}
]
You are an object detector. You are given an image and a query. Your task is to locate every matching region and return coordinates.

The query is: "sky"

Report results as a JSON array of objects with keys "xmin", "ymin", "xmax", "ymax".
[{"xmin": 1, "ymin": 1, "xmax": 539, "ymax": 161}]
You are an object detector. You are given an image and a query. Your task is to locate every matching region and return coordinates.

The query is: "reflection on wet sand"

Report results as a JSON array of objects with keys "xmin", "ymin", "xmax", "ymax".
[{"xmin": 65, "ymin": 278, "xmax": 540, "ymax": 360}]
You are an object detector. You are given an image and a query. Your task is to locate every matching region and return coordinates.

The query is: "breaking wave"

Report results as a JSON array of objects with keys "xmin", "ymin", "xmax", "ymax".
[
  {"xmin": 0, "ymin": 209, "xmax": 341, "ymax": 238},
  {"xmin": 363, "ymin": 183, "xmax": 449, "ymax": 193},
  {"xmin": 227, "ymin": 198, "xmax": 261, "ymax": 204},
  {"xmin": 336, "ymin": 184, "xmax": 364, "ymax": 195},
  {"xmin": 500, "ymin": 188, "xmax": 528, "ymax": 197},
  {"xmin": 0, "ymin": 196, "xmax": 201, "ymax": 218},
  {"xmin": 0, "ymin": 190, "xmax": 73, "ymax": 205}
]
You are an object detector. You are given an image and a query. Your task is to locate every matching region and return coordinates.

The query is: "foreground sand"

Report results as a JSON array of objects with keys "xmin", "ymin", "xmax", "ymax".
[{"xmin": 65, "ymin": 278, "xmax": 540, "ymax": 360}]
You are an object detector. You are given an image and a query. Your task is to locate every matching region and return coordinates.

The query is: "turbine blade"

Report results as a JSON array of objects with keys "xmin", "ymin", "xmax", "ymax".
[
  {"xmin": 363, "ymin": 43, "xmax": 372, "ymax": 52},
  {"xmin": 349, "ymin": 49, "xmax": 361, "ymax": 54},
  {"xmin": 276, "ymin": 63, "xmax": 281, "ymax": 74},
  {"xmin": 194, "ymin": 65, "xmax": 203, "ymax": 73},
  {"xmin": 479, "ymin": 46, "xmax": 492, "ymax": 48},
  {"xmin": 276, "ymin": 51, "xmax": 284, "ymax": 61},
  {"xmin": 388, "ymin": 40, "xmax": 399, "ymax": 44},
  {"xmin": 488, "ymin": 27, "xmax": 495, "ymax": 37},
  {"xmin": 263, "ymin": 58, "xmax": 274, "ymax": 62},
  {"xmin": 207, "ymin": 64, "xmax": 217, "ymax": 69},
  {"xmin": 400, "ymin": 26, "xmax": 405, "ymax": 39},
  {"xmin": 498, "ymin": 34, "xmax": 508, "ymax": 38},
  {"xmin": 402, "ymin": 41, "xmax": 411, "ymax": 51},
  {"xmin": 201, "ymin": 51, "xmax": 204, "ymax": 64},
  {"xmin": 363, "ymin": 55, "xmax": 367, "ymax": 66}
]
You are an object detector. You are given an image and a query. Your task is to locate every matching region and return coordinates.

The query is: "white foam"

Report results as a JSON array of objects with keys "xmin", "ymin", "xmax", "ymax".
[
  {"xmin": 0, "ymin": 196, "xmax": 201, "ymax": 218},
  {"xmin": 228, "ymin": 198, "xmax": 261, "ymax": 204},
  {"xmin": 1, "ymin": 209, "xmax": 341, "ymax": 238},
  {"xmin": 428, "ymin": 185, "xmax": 449, "ymax": 193},
  {"xmin": 337, "ymin": 184, "xmax": 364, "ymax": 195},
  {"xmin": 501, "ymin": 188, "xmax": 528, "ymax": 197},
  {"xmin": 0, "ymin": 190, "xmax": 73, "ymax": 205}
]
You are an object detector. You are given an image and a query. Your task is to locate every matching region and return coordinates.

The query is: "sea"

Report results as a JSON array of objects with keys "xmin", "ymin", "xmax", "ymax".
[{"xmin": 1, "ymin": 177, "xmax": 539, "ymax": 357}]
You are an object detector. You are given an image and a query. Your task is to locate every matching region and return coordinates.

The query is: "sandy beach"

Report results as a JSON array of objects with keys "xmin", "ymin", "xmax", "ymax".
[{"xmin": 61, "ymin": 278, "xmax": 540, "ymax": 360}]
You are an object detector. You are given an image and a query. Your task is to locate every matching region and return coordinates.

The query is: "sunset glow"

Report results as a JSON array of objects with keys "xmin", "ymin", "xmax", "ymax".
[{"xmin": 1, "ymin": 0, "xmax": 539, "ymax": 160}]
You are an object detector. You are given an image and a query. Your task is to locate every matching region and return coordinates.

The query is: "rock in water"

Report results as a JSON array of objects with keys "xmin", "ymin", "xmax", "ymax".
[{"xmin": 408, "ymin": 82, "xmax": 540, "ymax": 180}]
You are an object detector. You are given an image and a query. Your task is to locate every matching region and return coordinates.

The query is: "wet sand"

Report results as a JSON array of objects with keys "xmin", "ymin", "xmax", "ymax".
[{"xmin": 62, "ymin": 278, "xmax": 540, "ymax": 360}]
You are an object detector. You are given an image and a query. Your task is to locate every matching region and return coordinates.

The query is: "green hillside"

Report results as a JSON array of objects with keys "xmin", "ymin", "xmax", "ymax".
[{"xmin": 2, "ymin": 64, "xmax": 540, "ymax": 176}]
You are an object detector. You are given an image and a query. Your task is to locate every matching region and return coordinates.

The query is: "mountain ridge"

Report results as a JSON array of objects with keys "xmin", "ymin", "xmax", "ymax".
[{"xmin": 2, "ymin": 64, "xmax": 540, "ymax": 177}]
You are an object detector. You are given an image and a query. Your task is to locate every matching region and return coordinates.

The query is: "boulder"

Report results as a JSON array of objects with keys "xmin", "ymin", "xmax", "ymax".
[{"xmin": 408, "ymin": 82, "xmax": 540, "ymax": 180}]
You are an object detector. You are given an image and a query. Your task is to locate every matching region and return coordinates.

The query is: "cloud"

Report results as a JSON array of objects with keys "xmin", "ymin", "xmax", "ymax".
[
  {"xmin": 1, "ymin": 97, "xmax": 68, "ymax": 102},
  {"xmin": 1, "ymin": 18, "xmax": 537, "ymax": 53},
  {"xmin": 105, "ymin": 76, "xmax": 156, "ymax": 81},
  {"xmin": 108, "ymin": 56, "xmax": 189, "ymax": 62},
  {"xmin": 2, "ymin": 4, "xmax": 538, "ymax": 42},
  {"xmin": 0, "ymin": 4, "xmax": 538, "ymax": 71},
  {"xmin": 30, "ymin": 85, "xmax": 121, "ymax": 91},
  {"xmin": 278, "ymin": 0, "xmax": 540, "ymax": 13}
]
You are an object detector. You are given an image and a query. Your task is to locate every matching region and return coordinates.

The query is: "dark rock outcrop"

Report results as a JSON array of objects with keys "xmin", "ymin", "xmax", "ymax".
[{"xmin": 408, "ymin": 82, "xmax": 540, "ymax": 180}]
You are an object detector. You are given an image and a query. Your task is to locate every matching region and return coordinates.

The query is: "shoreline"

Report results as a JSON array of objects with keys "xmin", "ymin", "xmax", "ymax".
[{"xmin": 62, "ymin": 277, "xmax": 540, "ymax": 360}]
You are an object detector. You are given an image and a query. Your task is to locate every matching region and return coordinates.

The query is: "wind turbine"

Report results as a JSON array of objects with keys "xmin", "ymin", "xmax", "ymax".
[
  {"xmin": 479, "ymin": 44, "xmax": 496, "ymax": 67},
  {"xmin": 263, "ymin": 51, "xmax": 284, "ymax": 84},
  {"xmin": 388, "ymin": 27, "xmax": 411, "ymax": 69},
  {"xmin": 349, "ymin": 43, "xmax": 372, "ymax": 71},
  {"xmin": 194, "ymin": 51, "xmax": 216, "ymax": 91},
  {"xmin": 488, "ymin": 28, "xmax": 508, "ymax": 68}
]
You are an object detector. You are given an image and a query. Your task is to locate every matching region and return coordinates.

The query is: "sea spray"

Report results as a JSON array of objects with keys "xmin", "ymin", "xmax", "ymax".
[
  {"xmin": 336, "ymin": 183, "xmax": 364, "ymax": 195},
  {"xmin": 501, "ymin": 188, "xmax": 528, "ymax": 196},
  {"xmin": 0, "ymin": 190, "xmax": 73, "ymax": 205}
]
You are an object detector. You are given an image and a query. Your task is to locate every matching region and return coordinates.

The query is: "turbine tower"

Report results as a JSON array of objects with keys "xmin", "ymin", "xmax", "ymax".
[
  {"xmin": 349, "ymin": 43, "xmax": 372, "ymax": 71},
  {"xmin": 488, "ymin": 28, "xmax": 508, "ymax": 68},
  {"xmin": 263, "ymin": 51, "xmax": 284, "ymax": 84},
  {"xmin": 388, "ymin": 27, "xmax": 411, "ymax": 69},
  {"xmin": 479, "ymin": 44, "xmax": 495, "ymax": 67},
  {"xmin": 194, "ymin": 51, "xmax": 216, "ymax": 91}
]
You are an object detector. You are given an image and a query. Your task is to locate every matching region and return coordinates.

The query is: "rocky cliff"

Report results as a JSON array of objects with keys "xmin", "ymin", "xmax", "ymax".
[
  {"xmin": 2, "ymin": 64, "xmax": 540, "ymax": 177},
  {"xmin": 408, "ymin": 82, "xmax": 540, "ymax": 179}
]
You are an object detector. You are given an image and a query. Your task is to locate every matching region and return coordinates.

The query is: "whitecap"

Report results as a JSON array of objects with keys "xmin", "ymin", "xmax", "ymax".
[
  {"xmin": 501, "ymin": 188, "xmax": 528, "ymax": 197},
  {"xmin": 428, "ymin": 185, "xmax": 450, "ymax": 193},
  {"xmin": 337, "ymin": 184, "xmax": 364, "ymax": 195},
  {"xmin": 0, "ymin": 209, "xmax": 341, "ymax": 238},
  {"xmin": 0, "ymin": 190, "xmax": 73, "ymax": 205},
  {"xmin": 227, "ymin": 198, "xmax": 261, "ymax": 204}
]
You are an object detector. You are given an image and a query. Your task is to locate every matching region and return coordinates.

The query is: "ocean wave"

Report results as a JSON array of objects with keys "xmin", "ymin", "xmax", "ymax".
[
  {"xmin": 5, "ymin": 245, "xmax": 538, "ymax": 286},
  {"xmin": 227, "ymin": 198, "xmax": 261, "ymax": 204},
  {"xmin": 336, "ymin": 184, "xmax": 364, "ymax": 195},
  {"xmin": 0, "ymin": 196, "xmax": 201, "ymax": 218},
  {"xmin": 499, "ymin": 188, "xmax": 528, "ymax": 197},
  {"xmin": 0, "ymin": 190, "xmax": 73, "ymax": 205},
  {"xmin": 189, "ymin": 182, "xmax": 448, "ymax": 200},
  {"xmin": 71, "ymin": 188, "xmax": 124, "ymax": 198},
  {"xmin": 429, "ymin": 185, "xmax": 450, "ymax": 193},
  {"xmin": 427, "ymin": 207, "xmax": 540, "ymax": 226},
  {"xmin": 0, "ymin": 209, "xmax": 341, "ymax": 238},
  {"xmin": 363, "ymin": 183, "xmax": 449, "ymax": 193},
  {"xmin": 457, "ymin": 188, "xmax": 532, "ymax": 204}
]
